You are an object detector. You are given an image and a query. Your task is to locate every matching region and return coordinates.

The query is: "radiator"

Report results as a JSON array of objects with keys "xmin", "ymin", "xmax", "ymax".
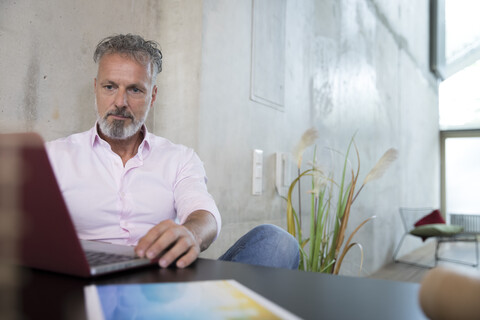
[{"xmin": 450, "ymin": 213, "xmax": 480, "ymax": 233}]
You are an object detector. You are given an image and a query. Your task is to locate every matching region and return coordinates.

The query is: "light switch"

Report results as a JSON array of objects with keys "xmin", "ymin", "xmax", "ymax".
[
  {"xmin": 252, "ymin": 149, "xmax": 263, "ymax": 195},
  {"xmin": 275, "ymin": 152, "xmax": 290, "ymax": 197}
]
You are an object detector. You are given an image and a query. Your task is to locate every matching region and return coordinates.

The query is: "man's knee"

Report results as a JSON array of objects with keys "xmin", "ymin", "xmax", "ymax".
[
  {"xmin": 219, "ymin": 223, "xmax": 300, "ymax": 269},
  {"xmin": 250, "ymin": 224, "xmax": 300, "ymax": 269},
  {"xmin": 252, "ymin": 224, "xmax": 297, "ymax": 246}
]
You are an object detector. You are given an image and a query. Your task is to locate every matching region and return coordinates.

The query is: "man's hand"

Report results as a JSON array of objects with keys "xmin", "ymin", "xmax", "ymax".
[{"xmin": 135, "ymin": 210, "xmax": 217, "ymax": 268}]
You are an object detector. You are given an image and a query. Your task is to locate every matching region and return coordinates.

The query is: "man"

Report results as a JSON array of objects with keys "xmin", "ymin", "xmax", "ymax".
[{"xmin": 46, "ymin": 34, "xmax": 299, "ymax": 270}]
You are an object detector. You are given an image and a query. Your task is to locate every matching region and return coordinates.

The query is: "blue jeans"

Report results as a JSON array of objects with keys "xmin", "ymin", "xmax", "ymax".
[{"xmin": 218, "ymin": 224, "xmax": 300, "ymax": 270}]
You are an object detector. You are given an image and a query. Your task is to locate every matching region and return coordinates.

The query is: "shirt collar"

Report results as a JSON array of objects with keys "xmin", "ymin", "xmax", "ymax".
[
  {"xmin": 138, "ymin": 126, "xmax": 152, "ymax": 157},
  {"xmin": 90, "ymin": 123, "xmax": 101, "ymax": 147},
  {"xmin": 90, "ymin": 123, "xmax": 152, "ymax": 158}
]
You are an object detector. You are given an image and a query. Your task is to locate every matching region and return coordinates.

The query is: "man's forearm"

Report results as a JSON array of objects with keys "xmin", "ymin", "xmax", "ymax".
[{"xmin": 182, "ymin": 210, "xmax": 218, "ymax": 251}]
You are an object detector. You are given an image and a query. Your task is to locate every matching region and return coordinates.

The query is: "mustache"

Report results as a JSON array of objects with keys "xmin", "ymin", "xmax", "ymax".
[{"xmin": 105, "ymin": 108, "xmax": 134, "ymax": 120}]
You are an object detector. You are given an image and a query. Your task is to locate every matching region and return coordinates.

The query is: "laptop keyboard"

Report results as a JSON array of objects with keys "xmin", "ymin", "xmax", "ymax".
[{"xmin": 85, "ymin": 251, "xmax": 134, "ymax": 267}]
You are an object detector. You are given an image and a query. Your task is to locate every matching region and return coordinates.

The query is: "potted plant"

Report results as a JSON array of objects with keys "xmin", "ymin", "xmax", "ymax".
[{"xmin": 286, "ymin": 128, "xmax": 398, "ymax": 274}]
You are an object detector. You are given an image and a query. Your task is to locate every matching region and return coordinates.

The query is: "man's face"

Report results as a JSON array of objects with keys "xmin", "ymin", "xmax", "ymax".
[{"xmin": 94, "ymin": 53, "xmax": 157, "ymax": 140}]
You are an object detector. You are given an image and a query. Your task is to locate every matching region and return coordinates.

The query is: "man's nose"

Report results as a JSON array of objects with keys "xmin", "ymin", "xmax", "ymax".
[{"xmin": 114, "ymin": 88, "xmax": 128, "ymax": 107}]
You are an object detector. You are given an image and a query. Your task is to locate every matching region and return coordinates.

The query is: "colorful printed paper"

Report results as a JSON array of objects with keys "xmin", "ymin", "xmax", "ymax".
[{"xmin": 84, "ymin": 279, "xmax": 300, "ymax": 320}]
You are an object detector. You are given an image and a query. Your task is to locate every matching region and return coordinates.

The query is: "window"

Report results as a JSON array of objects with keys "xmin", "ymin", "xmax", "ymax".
[
  {"xmin": 431, "ymin": 0, "xmax": 480, "ymax": 80},
  {"xmin": 437, "ymin": 0, "xmax": 480, "ymax": 217},
  {"xmin": 439, "ymin": 60, "xmax": 480, "ymax": 130},
  {"xmin": 441, "ymin": 133, "xmax": 480, "ymax": 215}
]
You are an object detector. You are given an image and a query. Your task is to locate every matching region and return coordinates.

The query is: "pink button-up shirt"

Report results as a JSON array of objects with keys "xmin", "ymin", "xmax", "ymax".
[{"xmin": 46, "ymin": 126, "xmax": 221, "ymax": 246}]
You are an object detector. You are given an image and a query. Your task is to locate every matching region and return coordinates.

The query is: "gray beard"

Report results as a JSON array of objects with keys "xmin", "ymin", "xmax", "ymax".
[{"xmin": 96, "ymin": 105, "xmax": 149, "ymax": 140}]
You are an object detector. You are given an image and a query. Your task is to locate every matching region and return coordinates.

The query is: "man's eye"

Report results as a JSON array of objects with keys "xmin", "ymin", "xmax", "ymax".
[
  {"xmin": 131, "ymin": 87, "xmax": 141, "ymax": 93},
  {"xmin": 104, "ymin": 85, "xmax": 114, "ymax": 90}
]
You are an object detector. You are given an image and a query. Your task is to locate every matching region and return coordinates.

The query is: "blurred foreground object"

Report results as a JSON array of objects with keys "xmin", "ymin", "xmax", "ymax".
[
  {"xmin": 0, "ymin": 136, "xmax": 22, "ymax": 319},
  {"xmin": 419, "ymin": 267, "xmax": 480, "ymax": 320}
]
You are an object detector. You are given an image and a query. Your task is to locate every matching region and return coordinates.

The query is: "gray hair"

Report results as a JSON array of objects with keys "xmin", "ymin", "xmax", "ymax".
[{"xmin": 93, "ymin": 34, "xmax": 163, "ymax": 80}]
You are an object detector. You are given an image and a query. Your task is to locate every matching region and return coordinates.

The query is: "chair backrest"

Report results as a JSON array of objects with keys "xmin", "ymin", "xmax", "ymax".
[{"xmin": 399, "ymin": 207, "xmax": 434, "ymax": 232}]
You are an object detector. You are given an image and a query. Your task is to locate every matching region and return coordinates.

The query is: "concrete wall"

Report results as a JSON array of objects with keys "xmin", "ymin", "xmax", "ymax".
[{"xmin": 0, "ymin": 0, "xmax": 439, "ymax": 276}]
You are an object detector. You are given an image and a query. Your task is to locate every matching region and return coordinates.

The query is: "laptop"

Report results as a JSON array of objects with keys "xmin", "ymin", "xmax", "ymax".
[{"xmin": 0, "ymin": 132, "xmax": 157, "ymax": 277}]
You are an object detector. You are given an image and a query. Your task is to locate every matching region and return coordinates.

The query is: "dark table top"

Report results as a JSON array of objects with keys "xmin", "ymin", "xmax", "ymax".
[{"xmin": 19, "ymin": 258, "xmax": 427, "ymax": 320}]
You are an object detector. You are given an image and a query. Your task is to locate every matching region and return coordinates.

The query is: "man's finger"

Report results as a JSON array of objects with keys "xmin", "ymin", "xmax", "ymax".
[
  {"xmin": 135, "ymin": 220, "xmax": 175, "ymax": 257},
  {"xmin": 176, "ymin": 246, "xmax": 200, "ymax": 268},
  {"xmin": 157, "ymin": 234, "xmax": 196, "ymax": 268},
  {"xmin": 145, "ymin": 228, "xmax": 182, "ymax": 260}
]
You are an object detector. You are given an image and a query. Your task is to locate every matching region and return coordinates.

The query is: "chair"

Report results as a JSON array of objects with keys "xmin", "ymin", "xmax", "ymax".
[{"xmin": 393, "ymin": 207, "xmax": 479, "ymax": 268}]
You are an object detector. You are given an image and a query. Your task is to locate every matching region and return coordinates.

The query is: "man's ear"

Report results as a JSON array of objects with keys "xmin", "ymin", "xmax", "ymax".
[
  {"xmin": 94, "ymin": 78, "xmax": 97, "ymax": 90},
  {"xmin": 150, "ymin": 85, "xmax": 158, "ymax": 107}
]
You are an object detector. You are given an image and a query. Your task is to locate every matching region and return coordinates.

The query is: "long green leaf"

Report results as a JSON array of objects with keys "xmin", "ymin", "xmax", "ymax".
[
  {"xmin": 286, "ymin": 169, "xmax": 313, "ymax": 236},
  {"xmin": 311, "ymin": 189, "xmax": 327, "ymax": 271},
  {"xmin": 330, "ymin": 140, "xmax": 361, "ymax": 273},
  {"xmin": 308, "ymin": 196, "xmax": 317, "ymax": 270},
  {"xmin": 335, "ymin": 137, "xmax": 355, "ymax": 216},
  {"xmin": 332, "ymin": 138, "xmax": 355, "ymax": 240},
  {"xmin": 319, "ymin": 259, "xmax": 335, "ymax": 273}
]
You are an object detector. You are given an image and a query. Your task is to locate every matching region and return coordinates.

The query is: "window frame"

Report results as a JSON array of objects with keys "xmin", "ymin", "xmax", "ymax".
[
  {"xmin": 430, "ymin": 0, "xmax": 446, "ymax": 79},
  {"xmin": 440, "ymin": 129, "xmax": 480, "ymax": 215},
  {"xmin": 431, "ymin": 0, "xmax": 480, "ymax": 80}
]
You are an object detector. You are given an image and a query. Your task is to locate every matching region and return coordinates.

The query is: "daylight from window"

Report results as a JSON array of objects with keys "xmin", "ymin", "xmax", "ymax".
[
  {"xmin": 439, "ymin": 60, "xmax": 480, "ymax": 130},
  {"xmin": 444, "ymin": 0, "xmax": 480, "ymax": 64},
  {"xmin": 445, "ymin": 137, "xmax": 480, "ymax": 215},
  {"xmin": 441, "ymin": 1, "xmax": 480, "ymax": 216}
]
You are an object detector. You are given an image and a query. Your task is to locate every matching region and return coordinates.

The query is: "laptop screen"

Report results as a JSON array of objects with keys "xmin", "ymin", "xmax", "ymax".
[{"xmin": 0, "ymin": 133, "xmax": 91, "ymax": 277}]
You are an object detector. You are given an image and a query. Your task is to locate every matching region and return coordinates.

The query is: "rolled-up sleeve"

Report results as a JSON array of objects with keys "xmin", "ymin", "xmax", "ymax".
[{"xmin": 173, "ymin": 149, "xmax": 222, "ymax": 239}]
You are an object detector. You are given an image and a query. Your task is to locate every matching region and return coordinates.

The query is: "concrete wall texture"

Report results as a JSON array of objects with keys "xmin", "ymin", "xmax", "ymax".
[{"xmin": 0, "ymin": 0, "xmax": 440, "ymax": 276}]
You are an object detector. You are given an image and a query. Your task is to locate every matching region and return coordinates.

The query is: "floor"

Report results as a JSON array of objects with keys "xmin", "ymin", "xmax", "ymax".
[{"xmin": 369, "ymin": 239, "xmax": 480, "ymax": 283}]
